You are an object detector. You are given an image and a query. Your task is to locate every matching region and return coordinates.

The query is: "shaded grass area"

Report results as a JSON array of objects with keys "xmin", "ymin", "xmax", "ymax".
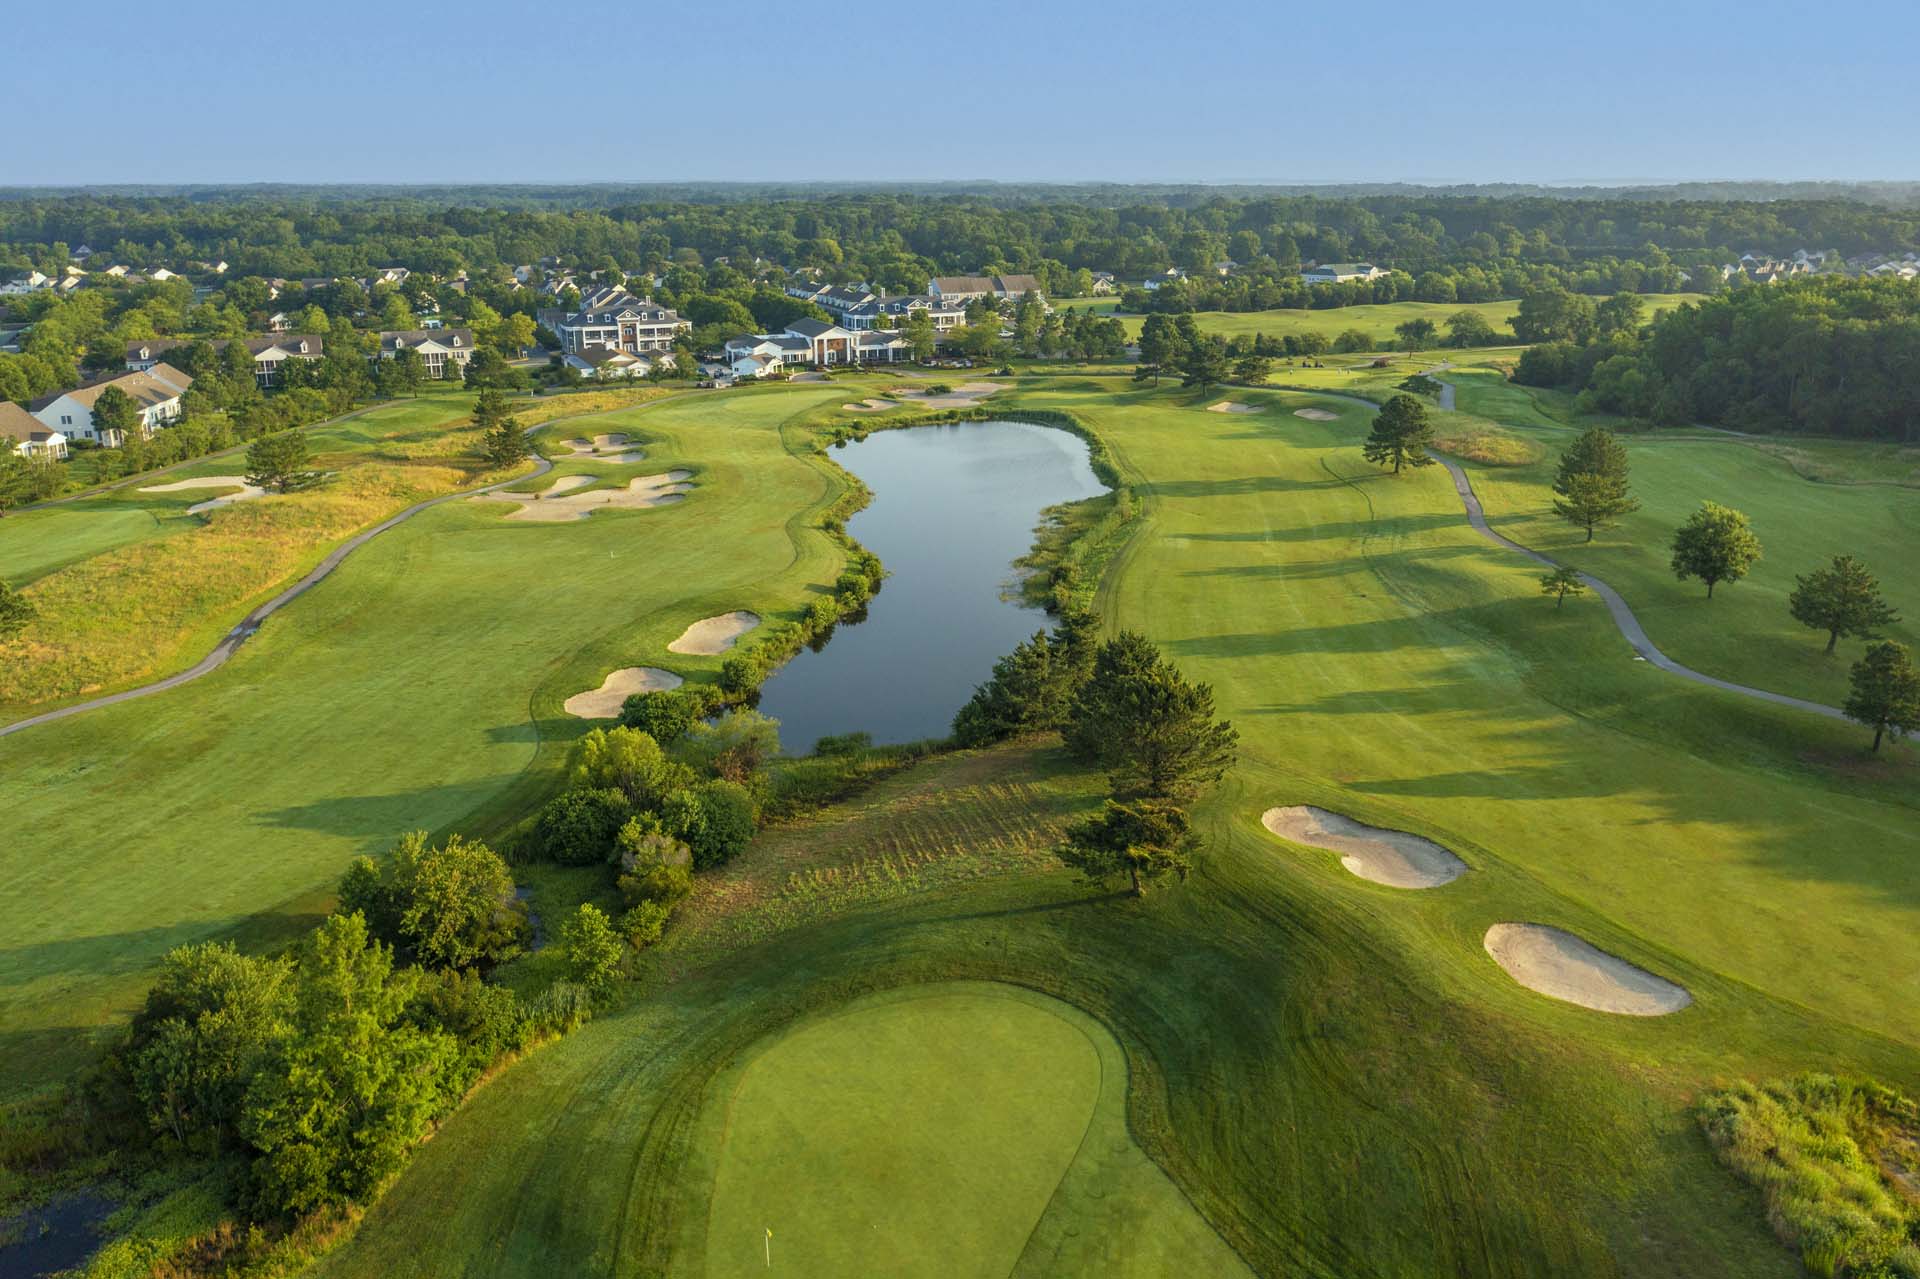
[{"xmin": 1116, "ymin": 296, "xmax": 1703, "ymax": 347}]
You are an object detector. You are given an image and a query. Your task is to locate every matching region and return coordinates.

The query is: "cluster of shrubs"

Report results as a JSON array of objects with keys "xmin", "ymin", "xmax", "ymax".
[{"xmin": 92, "ymin": 830, "xmax": 589, "ymax": 1221}]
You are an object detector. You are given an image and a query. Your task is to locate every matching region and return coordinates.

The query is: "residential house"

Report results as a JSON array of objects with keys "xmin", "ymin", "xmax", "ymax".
[
  {"xmin": 0, "ymin": 401, "xmax": 66, "ymax": 459},
  {"xmin": 147, "ymin": 267, "xmax": 179, "ymax": 282},
  {"xmin": 563, "ymin": 345, "xmax": 668, "ymax": 380},
  {"xmin": 1299, "ymin": 263, "xmax": 1388, "ymax": 285},
  {"xmin": 377, "ymin": 329, "xmax": 474, "ymax": 379},
  {"xmin": 0, "ymin": 270, "xmax": 51, "ymax": 295},
  {"xmin": 71, "ymin": 244, "xmax": 94, "ymax": 261},
  {"xmin": 0, "ymin": 326, "xmax": 27, "ymax": 353},
  {"xmin": 267, "ymin": 311, "xmax": 293, "ymax": 333},
  {"xmin": 29, "ymin": 363, "xmax": 193, "ymax": 447},
  {"xmin": 1141, "ymin": 268, "xmax": 1187, "ymax": 291},
  {"xmin": 840, "ymin": 294, "xmax": 966, "ymax": 333},
  {"xmin": 550, "ymin": 288, "xmax": 689, "ymax": 356},
  {"xmin": 1090, "ymin": 272, "xmax": 1118, "ymax": 295},
  {"xmin": 927, "ymin": 274, "xmax": 1044, "ymax": 303},
  {"xmin": 722, "ymin": 317, "xmax": 912, "ymax": 371},
  {"xmin": 125, "ymin": 335, "xmax": 325, "ymax": 388}
]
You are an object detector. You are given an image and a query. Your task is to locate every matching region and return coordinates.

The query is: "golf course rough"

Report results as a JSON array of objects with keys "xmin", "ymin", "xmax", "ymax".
[
  {"xmin": 1261, "ymin": 804, "xmax": 1469, "ymax": 889},
  {"xmin": 1483, "ymin": 924, "xmax": 1693, "ymax": 1016},
  {"xmin": 698, "ymin": 983, "xmax": 1250, "ymax": 1278}
]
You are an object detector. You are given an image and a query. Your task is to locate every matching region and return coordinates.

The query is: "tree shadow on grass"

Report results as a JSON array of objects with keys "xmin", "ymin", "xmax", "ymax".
[{"xmin": 255, "ymin": 776, "xmax": 515, "ymax": 839}]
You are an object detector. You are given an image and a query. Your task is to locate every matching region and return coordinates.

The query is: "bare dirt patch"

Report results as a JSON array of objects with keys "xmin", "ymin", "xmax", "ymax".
[
  {"xmin": 139, "ymin": 474, "xmax": 268, "ymax": 514},
  {"xmin": 1207, "ymin": 401, "xmax": 1261, "ymax": 415},
  {"xmin": 1483, "ymin": 923, "xmax": 1692, "ymax": 1015},
  {"xmin": 1292, "ymin": 408, "xmax": 1340, "ymax": 422},
  {"xmin": 1261, "ymin": 805, "xmax": 1467, "ymax": 889},
  {"xmin": 473, "ymin": 470, "xmax": 693, "ymax": 522},
  {"xmin": 563, "ymin": 666, "xmax": 684, "ymax": 719},
  {"xmin": 667, "ymin": 610, "xmax": 761, "ymax": 655}
]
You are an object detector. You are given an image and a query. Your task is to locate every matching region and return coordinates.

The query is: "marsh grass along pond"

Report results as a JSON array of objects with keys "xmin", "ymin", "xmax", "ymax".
[{"xmin": 755, "ymin": 420, "xmax": 1108, "ymax": 751}]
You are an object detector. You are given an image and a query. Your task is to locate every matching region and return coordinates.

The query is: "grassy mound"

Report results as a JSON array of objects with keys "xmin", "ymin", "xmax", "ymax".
[
  {"xmin": 1433, "ymin": 423, "xmax": 1547, "ymax": 466},
  {"xmin": 1700, "ymin": 1075, "xmax": 1920, "ymax": 1277}
]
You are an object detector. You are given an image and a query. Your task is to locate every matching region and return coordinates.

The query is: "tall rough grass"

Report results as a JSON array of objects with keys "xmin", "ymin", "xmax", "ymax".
[{"xmin": 1699, "ymin": 1074, "xmax": 1920, "ymax": 1278}]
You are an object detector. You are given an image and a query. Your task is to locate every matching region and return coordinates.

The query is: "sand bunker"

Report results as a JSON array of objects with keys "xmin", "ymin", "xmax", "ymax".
[
  {"xmin": 667, "ymin": 610, "xmax": 761, "ymax": 655},
  {"xmin": 563, "ymin": 666, "xmax": 684, "ymax": 719},
  {"xmin": 843, "ymin": 398, "xmax": 899, "ymax": 412},
  {"xmin": 475, "ymin": 470, "xmax": 693, "ymax": 522},
  {"xmin": 1483, "ymin": 924, "xmax": 1692, "ymax": 1016},
  {"xmin": 561, "ymin": 433, "xmax": 646, "ymax": 464},
  {"xmin": 140, "ymin": 474, "xmax": 268, "ymax": 514},
  {"xmin": 1261, "ymin": 805, "xmax": 1467, "ymax": 889},
  {"xmin": 1293, "ymin": 408, "xmax": 1340, "ymax": 421},
  {"xmin": 790, "ymin": 371, "xmax": 828, "ymax": 382},
  {"xmin": 891, "ymin": 381, "xmax": 1002, "ymax": 409},
  {"xmin": 1207, "ymin": 401, "xmax": 1261, "ymax": 414}
]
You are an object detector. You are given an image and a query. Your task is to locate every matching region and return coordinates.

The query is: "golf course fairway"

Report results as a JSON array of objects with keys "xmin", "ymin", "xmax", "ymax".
[{"xmin": 698, "ymin": 983, "xmax": 1247, "ymax": 1278}]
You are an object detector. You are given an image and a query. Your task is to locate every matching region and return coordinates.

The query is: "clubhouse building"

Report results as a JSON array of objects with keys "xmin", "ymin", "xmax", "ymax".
[
  {"xmin": 723, "ymin": 317, "xmax": 913, "ymax": 378},
  {"xmin": 545, "ymin": 287, "xmax": 690, "ymax": 356}
]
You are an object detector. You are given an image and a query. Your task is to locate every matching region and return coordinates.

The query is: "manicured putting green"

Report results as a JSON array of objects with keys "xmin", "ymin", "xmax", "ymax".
[{"xmin": 700, "ymin": 982, "xmax": 1247, "ymax": 1278}]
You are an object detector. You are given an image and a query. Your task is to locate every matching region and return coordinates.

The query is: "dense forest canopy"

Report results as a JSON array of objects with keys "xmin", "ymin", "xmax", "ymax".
[{"xmin": 1517, "ymin": 277, "xmax": 1920, "ymax": 440}]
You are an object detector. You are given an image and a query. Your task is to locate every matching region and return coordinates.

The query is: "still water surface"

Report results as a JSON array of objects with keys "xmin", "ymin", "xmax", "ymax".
[{"xmin": 755, "ymin": 420, "xmax": 1107, "ymax": 750}]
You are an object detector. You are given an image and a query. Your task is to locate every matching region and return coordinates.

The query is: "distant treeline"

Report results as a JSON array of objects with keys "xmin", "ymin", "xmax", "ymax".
[
  {"xmin": 1516, "ymin": 277, "xmax": 1920, "ymax": 440},
  {"xmin": 3, "ymin": 192, "xmax": 1919, "ymax": 301}
]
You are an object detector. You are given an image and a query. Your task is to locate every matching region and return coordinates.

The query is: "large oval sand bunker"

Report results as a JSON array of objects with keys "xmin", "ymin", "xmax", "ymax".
[
  {"xmin": 1293, "ymin": 408, "xmax": 1340, "ymax": 421},
  {"xmin": 474, "ymin": 470, "xmax": 693, "ymax": 522},
  {"xmin": 667, "ymin": 610, "xmax": 760, "ymax": 655},
  {"xmin": 1483, "ymin": 923, "xmax": 1692, "ymax": 1016},
  {"xmin": 139, "ymin": 474, "xmax": 268, "ymax": 514},
  {"xmin": 563, "ymin": 666, "xmax": 683, "ymax": 719},
  {"xmin": 1261, "ymin": 805, "xmax": 1467, "ymax": 888}
]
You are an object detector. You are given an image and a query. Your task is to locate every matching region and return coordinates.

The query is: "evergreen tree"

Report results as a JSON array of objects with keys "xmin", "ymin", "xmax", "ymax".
[
  {"xmin": 1540, "ymin": 566, "xmax": 1587, "ymax": 608},
  {"xmin": 1789, "ymin": 555, "xmax": 1899, "ymax": 653},
  {"xmin": 1550, "ymin": 427, "xmax": 1639, "ymax": 541},
  {"xmin": 1064, "ymin": 632, "xmax": 1238, "ymax": 800},
  {"xmin": 244, "ymin": 428, "xmax": 321, "ymax": 493},
  {"xmin": 1055, "ymin": 798, "xmax": 1195, "ymax": 896},
  {"xmin": 1362, "ymin": 394, "xmax": 1436, "ymax": 474}
]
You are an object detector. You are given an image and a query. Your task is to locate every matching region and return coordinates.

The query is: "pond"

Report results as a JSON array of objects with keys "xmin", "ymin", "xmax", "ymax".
[{"xmin": 755, "ymin": 420, "xmax": 1108, "ymax": 752}]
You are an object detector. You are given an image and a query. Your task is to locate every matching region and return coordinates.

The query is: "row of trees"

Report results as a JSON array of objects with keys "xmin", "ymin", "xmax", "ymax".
[{"xmin": 14, "ymin": 187, "xmax": 1909, "ymax": 307}]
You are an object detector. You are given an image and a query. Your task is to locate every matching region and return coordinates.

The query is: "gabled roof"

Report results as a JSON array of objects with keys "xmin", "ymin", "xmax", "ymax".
[
  {"xmin": 785, "ymin": 318, "xmax": 842, "ymax": 338},
  {"xmin": 30, "ymin": 364, "xmax": 192, "ymax": 413},
  {"xmin": 128, "ymin": 335, "xmax": 325, "ymax": 363},
  {"xmin": 0, "ymin": 401, "xmax": 53, "ymax": 443},
  {"xmin": 380, "ymin": 328, "xmax": 474, "ymax": 352},
  {"xmin": 931, "ymin": 275, "xmax": 997, "ymax": 295}
]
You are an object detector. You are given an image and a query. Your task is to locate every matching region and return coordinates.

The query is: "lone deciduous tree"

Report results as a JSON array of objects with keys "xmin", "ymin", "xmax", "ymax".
[
  {"xmin": 1669, "ymin": 502, "xmax": 1761, "ymax": 598},
  {"xmin": 1362, "ymin": 394, "xmax": 1436, "ymax": 475},
  {"xmin": 89, "ymin": 384, "xmax": 141, "ymax": 445},
  {"xmin": 1844, "ymin": 641, "xmax": 1920, "ymax": 752},
  {"xmin": 1789, "ymin": 555, "xmax": 1899, "ymax": 654},
  {"xmin": 1551, "ymin": 427, "xmax": 1639, "ymax": 542},
  {"xmin": 1540, "ymin": 566, "xmax": 1587, "ymax": 608},
  {"xmin": 1054, "ymin": 798, "xmax": 1195, "ymax": 896}
]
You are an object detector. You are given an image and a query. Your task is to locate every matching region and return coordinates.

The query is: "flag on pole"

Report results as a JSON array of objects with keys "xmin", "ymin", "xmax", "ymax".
[{"xmin": 765, "ymin": 1226, "xmax": 773, "ymax": 1268}]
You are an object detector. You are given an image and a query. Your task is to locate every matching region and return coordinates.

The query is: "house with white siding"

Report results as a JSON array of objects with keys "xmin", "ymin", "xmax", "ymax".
[
  {"xmin": 723, "ymin": 317, "xmax": 913, "ymax": 371},
  {"xmin": 376, "ymin": 329, "xmax": 474, "ymax": 379},
  {"xmin": 0, "ymin": 401, "xmax": 66, "ymax": 459},
  {"xmin": 549, "ymin": 287, "xmax": 689, "ymax": 356},
  {"xmin": 927, "ymin": 274, "xmax": 1043, "ymax": 303},
  {"xmin": 126, "ymin": 335, "xmax": 325, "ymax": 387},
  {"xmin": 28, "ymin": 364, "xmax": 193, "ymax": 447}
]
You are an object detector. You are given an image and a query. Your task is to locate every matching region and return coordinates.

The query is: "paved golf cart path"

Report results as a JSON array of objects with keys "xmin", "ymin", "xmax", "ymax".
[
  {"xmin": 1302, "ymin": 378, "xmax": 1848, "ymax": 722},
  {"xmin": 1, "ymin": 386, "xmax": 715, "ymax": 740}
]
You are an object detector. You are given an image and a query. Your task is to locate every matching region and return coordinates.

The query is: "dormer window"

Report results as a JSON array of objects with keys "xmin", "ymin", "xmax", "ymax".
[
  {"xmin": 450, "ymin": 336, "xmax": 462, "ymax": 347},
  {"xmin": 297, "ymin": 341, "xmax": 308, "ymax": 353}
]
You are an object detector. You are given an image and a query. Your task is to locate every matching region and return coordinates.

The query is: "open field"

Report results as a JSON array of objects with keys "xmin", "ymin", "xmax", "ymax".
[
  {"xmin": 0, "ymin": 383, "xmax": 860, "ymax": 1093},
  {"xmin": 1114, "ymin": 295, "xmax": 1704, "ymax": 347},
  {"xmin": 318, "ymin": 376, "xmax": 1916, "ymax": 1277}
]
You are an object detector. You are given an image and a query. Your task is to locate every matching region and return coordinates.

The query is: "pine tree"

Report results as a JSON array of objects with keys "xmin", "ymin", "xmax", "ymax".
[
  {"xmin": 1362, "ymin": 395, "xmax": 1436, "ymax": 475},
  {"xmin": 1789, "ymin": 555, "xmax": 1899, "ymax": 653},
  {"xmin": 1550, "ymin": 428, "xmax": 1639, "ymax": 541}
]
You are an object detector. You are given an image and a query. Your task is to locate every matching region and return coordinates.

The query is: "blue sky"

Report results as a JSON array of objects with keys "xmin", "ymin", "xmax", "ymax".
[{"xmin": 6, "ymin": 0, "xmax": 1913, "ymax": 186}]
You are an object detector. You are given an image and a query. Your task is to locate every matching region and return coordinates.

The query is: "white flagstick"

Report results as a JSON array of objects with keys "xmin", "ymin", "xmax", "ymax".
[{"xmin": 765, "ymin": 1226, "xmax": 772, "ymax": 1268}]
